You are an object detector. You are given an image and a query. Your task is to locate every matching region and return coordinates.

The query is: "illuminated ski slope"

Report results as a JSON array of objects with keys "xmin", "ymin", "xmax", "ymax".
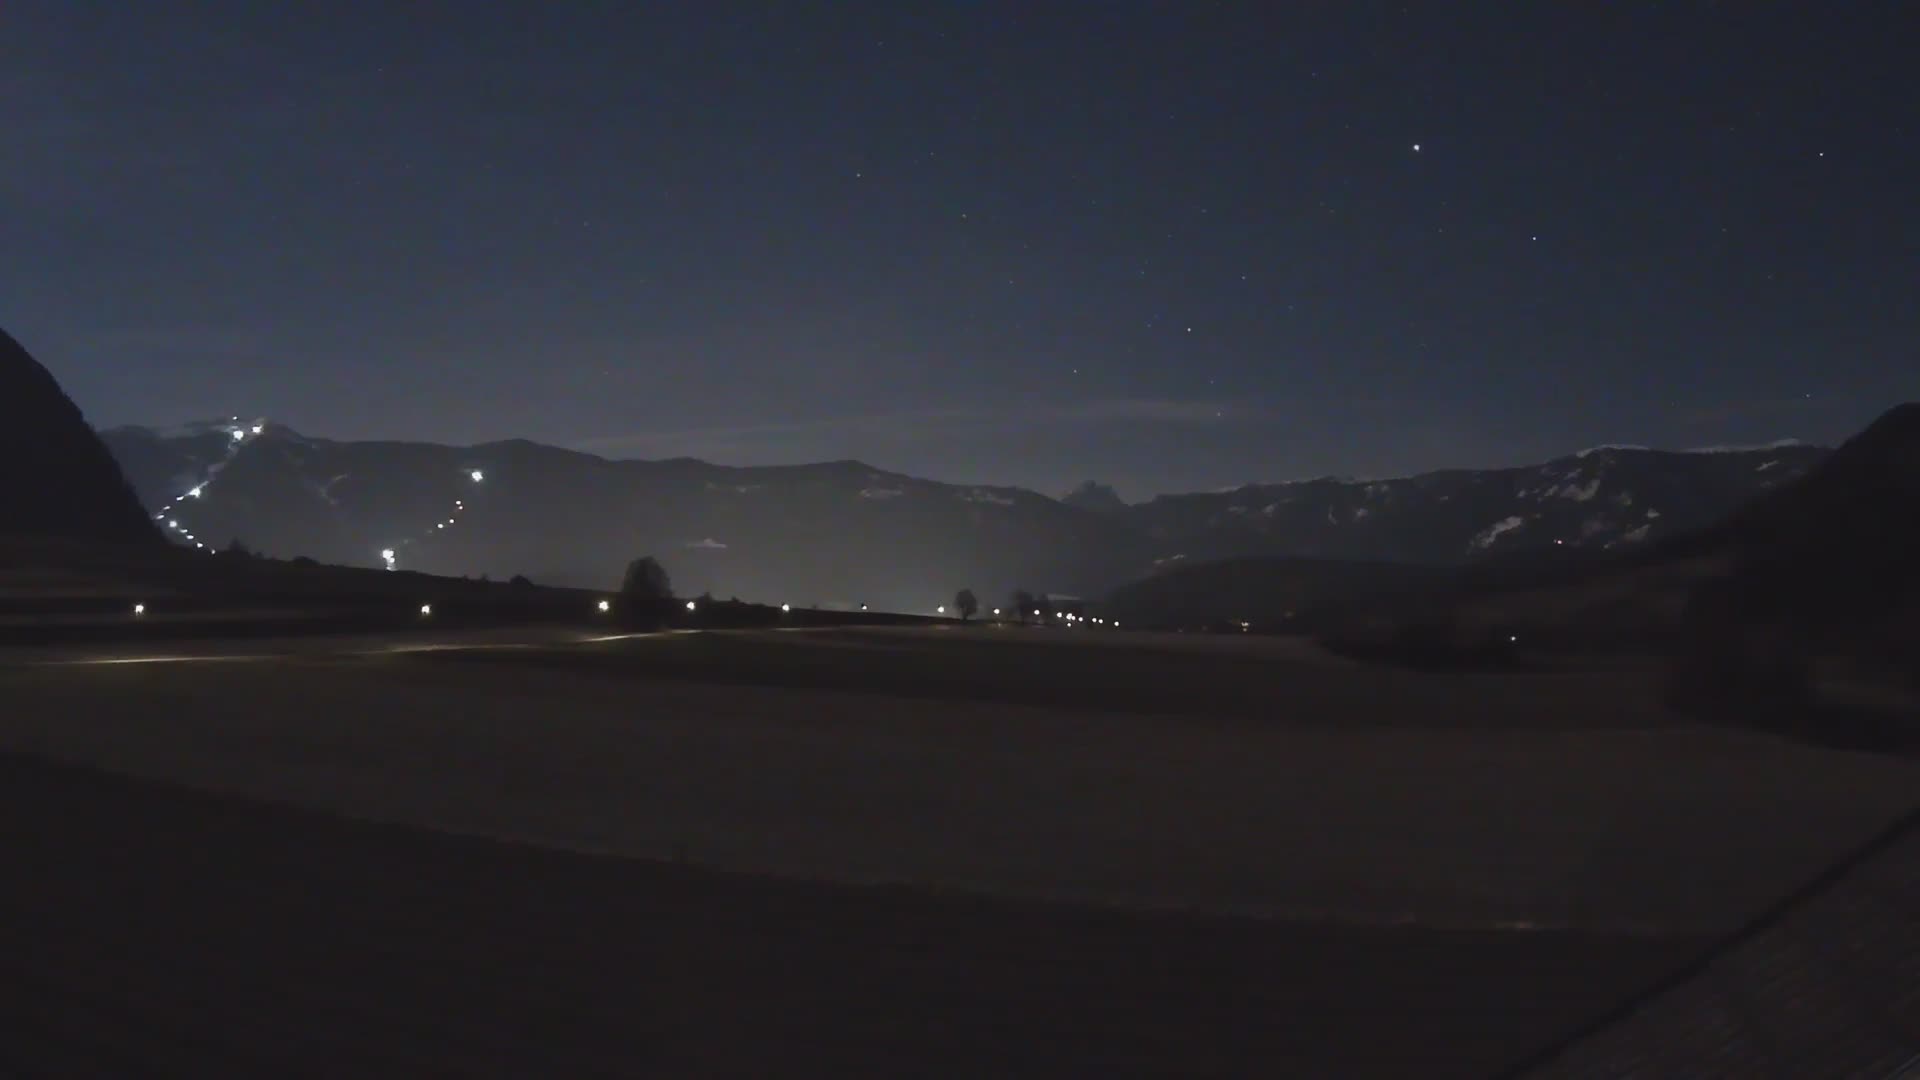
[{"xmin": 150, "ymin": 419, "xmax": 488, "ymax": 571}]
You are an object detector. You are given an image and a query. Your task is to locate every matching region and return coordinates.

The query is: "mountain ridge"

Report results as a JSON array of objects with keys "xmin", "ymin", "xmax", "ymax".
[{"xmin": 100, "ymin": 420, "xmax": 1832, "ymax": 606}]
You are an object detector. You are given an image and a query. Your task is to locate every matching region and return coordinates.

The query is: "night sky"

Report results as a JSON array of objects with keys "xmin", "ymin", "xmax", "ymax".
[{"xmin": 6, "ymin": 3, "xmax": 1915, "ymax": 498}]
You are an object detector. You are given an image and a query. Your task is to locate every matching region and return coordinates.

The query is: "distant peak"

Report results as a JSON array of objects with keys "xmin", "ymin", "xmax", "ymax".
[{"xmin": 1061, "ymin": 480, "xmax": 1127, "ymax": 512}]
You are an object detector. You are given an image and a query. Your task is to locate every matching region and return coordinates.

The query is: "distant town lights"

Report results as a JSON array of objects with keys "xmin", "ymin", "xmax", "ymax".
[
  {"xmin": 251, "ymin": 424, "xmax": 264, "ymax": 435},
  {"xmin": 230, "ymin": 429, "xmax": 245, "ymax": 441}
]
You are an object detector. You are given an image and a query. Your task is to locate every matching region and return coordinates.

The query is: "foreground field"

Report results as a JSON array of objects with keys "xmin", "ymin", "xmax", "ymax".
[
  {"xmin": 0, "ymin": 748, "xmax": 1689, "ymax": 1077},
  {"xmin": 3, "ymin": 627, "xmax": 1913, "ymax": 933},
  {"xmin": 2, "ymin": 626, "xmax": 1914, "ymax": 1073}
]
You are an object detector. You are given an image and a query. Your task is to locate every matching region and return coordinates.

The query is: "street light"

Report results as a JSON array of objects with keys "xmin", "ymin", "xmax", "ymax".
[
  {"xmin": 937, "ymin": 605, "xmax": 946, "ymax": 614},
  {"xmin": 470, "ymin": 470, "xmax": 485, "ymax": 483},
  {"xmin": 686, "ymin": 600, "xmax": 697, "ymax": 612},
  {"xmin": 419, "ymin": 603, "xmax": 433, "ymax": 616},
  {"xmin": 132, "ymin": 603, "xmax": 146, "ymax": 616},
  {"xmin": 781, "ymin": 603, "xmax": 791, "ymax": 613},
  {"xmin": 597, "ymin": 599, "xmax": 611, "ymax": 613}
]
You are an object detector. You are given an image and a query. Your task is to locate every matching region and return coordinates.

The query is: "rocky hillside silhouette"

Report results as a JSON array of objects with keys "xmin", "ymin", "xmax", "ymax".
[
  {"xmin": 0, "ymin": 327, "xmax": 158, "ymax": 546},
  {"xmin": 1702, "ymin": 402, "xmax": 1920, "ymax": 636}
]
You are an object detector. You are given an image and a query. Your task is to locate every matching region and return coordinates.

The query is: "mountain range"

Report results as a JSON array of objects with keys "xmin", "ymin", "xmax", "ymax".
[{"xmin": 99, "ymin": 421, "xmax": 1828, "ymax": 609}]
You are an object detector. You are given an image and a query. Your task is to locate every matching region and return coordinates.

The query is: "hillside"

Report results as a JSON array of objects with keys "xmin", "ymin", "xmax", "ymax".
[
  {"xmin": 0, "ymin": 327, "xmax": 159, "ymax": 547},
  {"xmin": 102, "ymin": 422, "xmax": 1823, "ymax": 608}
]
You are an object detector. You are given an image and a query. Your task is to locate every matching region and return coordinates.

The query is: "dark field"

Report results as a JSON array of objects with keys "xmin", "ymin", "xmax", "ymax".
[{"xmin": 2, "ymin": 626, "xmax": 1915, "ymax": 1074}]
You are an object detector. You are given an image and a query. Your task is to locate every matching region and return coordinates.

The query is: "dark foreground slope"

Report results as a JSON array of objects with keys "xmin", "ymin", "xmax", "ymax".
[
  {"xmin": 0, "ymin": 751, "xmax": 1691, "ymax": 1077},
  {"xmin": 0, "ymin": 327, "xmax": 158, "ymax": 546},
  {"xmin": 1518, "ymin": 806, "xmax": 1920, "ymax": 1078}
]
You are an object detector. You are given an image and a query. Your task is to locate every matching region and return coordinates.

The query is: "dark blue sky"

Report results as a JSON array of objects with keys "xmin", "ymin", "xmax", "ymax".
[{"xmin": 5, "ymin": 2, "xmax": 1915, "ymax": 498}]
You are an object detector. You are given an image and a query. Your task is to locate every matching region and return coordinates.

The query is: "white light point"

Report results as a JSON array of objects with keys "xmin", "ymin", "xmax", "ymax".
[
  {"xmin": 132, "ymin": 603, "xmax": 146, "ymax": 616},
  {"xmin": 231, "ymin": 430, "xmax": 245, "ymax": 442},
  {"xmin": 937, "ymin": 605, "xmax": 946, "ymax": 614},
  {"xmin": 781, "ymin": 603, "xmax": 791, "ymax": 613},
  {"xmin": 189, "ymin": 486, "xmax": 203, "ymax": 499},
  {"xmin": 419, "ymin": 603, "xmax": 432, "ymax": 616},
  {"xmin": 597, "ymin": 599, "xmax": 611, "ymax": 613},
  {"xmin": 1413, "ymin": 143, "xmax": 1421, "ymax": 152},
  {"xmin": 251, "ymin": 424, "xmax": 264, "ymax": 435},
  {"xmin": 470, "ymin": 470, "xmax": 484, "ymax": 483},
  {"xmin": 992, "ymin": 608, "xmax": 1001, "ymax": 616},
  {"xmin": 686, "ymin": 600, "xmax": 697, "ymax": 612}
]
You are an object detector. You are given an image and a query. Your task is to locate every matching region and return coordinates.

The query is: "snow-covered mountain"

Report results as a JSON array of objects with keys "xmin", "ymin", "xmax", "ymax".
[
  {"xmin": 99, "ymin": 421, "xmax": 1828, "ymax": 605},
  {"xmin": 1123, "ymin": 443, "xmax": 1829, "ymax": 567}
]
